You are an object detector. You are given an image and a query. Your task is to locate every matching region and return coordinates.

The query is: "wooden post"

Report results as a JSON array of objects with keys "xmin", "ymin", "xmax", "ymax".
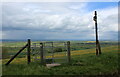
[
  {"xmin": 5, "ymin": 44, "xmax": 28, "ymax": 65},
  {"xmin": 67, "ymin": 41, "xmax": 71, "ymax": 63},
  {"xmin": 40, "ymin": 43, "xmax": 44, "ymax": 65},
  {"xmin": 27, "ymin": 39, "xmax": 31, "ymax": 64},
  {"xmin": 51, "ymin": 42, "xmax": 54, "ymax": 63},
  {"xmin": 93, "ymin": 11, "xmax": 102, "ymax": 55}
]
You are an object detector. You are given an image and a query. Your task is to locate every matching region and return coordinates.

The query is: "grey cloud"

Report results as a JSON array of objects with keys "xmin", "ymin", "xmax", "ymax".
[{"xmin": 2, "ymin": 2, "xmax": 118, "ymax": 40}]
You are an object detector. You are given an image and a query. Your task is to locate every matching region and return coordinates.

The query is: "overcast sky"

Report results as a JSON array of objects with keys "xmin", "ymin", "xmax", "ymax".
[{"xmin": 1, "ymin": 2, "xmax": 118, "ymax": 40}]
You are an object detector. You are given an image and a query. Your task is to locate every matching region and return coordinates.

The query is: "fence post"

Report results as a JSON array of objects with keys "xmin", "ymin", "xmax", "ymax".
[
  {"xmin": 67, "ymin": 41, "xmax": 71, "ymax": 63},
  {"xmin": 27, "ymin": 39, "xmax": 31, "ymax": 64},
  {"xmin": 51, "ymin": 42, "xmax": 54, "ymax": 63},
  {"xmin": 40, "ymin": 43, "xmax": 44, "ymax": 65}
]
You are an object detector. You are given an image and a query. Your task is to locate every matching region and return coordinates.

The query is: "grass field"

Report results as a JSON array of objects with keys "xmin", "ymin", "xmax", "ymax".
[{"xmin": 1, "ymin": 41, "xmax": 119, "ymax": 76}]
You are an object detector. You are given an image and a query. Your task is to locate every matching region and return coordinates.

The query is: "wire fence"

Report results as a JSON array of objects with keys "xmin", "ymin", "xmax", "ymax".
[{"xmin": 31, "ymin": 42, "xmax": 68, "ymax": 64}]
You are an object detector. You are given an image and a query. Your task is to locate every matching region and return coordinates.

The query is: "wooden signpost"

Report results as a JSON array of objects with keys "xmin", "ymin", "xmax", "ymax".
[{"xmin": 93, "ymin": 11, "xmax": 102, "ymax": 55}]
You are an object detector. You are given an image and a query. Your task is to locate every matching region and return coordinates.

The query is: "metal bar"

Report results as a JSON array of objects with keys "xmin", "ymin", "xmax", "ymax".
[
  {"xmin": 54, "ymin": 61, "xmax": 67, "ymax": 63},
  {"xmin": 53, "ymin": 57, "xmax": 67, "ymax": 59},
  {"xmin": 43, "ymin": 46, "xmax": 52, "ymax": 48},
  {"xmin": 45, "ymin": 42, "xmax": 66, "ymax": 43},
  {"xmin": 43, "ymin": 46, "xmax": 67, "ymax": 49},
  {"xmin": 45, "ymin": 57, "xmax": 67, "ymax": 60}
]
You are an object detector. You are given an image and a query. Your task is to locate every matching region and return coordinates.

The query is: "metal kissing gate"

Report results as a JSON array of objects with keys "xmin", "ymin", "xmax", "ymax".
[{"xmin": 31, "ymin": 41, "xmax": 71, "ymax": 64}]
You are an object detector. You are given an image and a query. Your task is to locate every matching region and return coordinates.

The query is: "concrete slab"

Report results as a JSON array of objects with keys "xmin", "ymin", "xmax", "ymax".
[{"xmin": 46, "ymin": 63, "xmax": 61, "ymax": 68}]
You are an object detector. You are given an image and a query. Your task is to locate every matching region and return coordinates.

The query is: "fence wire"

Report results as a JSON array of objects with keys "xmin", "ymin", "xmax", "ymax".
[{"xmin": 31, "ymin": 42, "xmax": 68, "ymax": 64}]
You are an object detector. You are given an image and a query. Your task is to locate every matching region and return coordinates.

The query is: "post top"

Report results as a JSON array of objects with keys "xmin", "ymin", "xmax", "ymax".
[{"xmin": 95, "ymin": 11, "xmax": 97, "ymax": 15}]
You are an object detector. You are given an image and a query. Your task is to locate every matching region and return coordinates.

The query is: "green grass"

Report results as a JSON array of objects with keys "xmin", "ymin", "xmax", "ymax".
[
  {"xmin": 1, "ymin": 41, "xmax": 119, "ymax": 75},
  {"xmin": 2, "ymin": 52, "xmax": 118, "ymax": 75},
  {"xmin": 2, "ymin": 46, "xmax": 119, "ymax": 75}
]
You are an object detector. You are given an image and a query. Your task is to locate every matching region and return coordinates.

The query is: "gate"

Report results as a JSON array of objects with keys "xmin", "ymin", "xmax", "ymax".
[{"xmin": 31, "ymin": 41, "xmax": 71, "ymax": 65}]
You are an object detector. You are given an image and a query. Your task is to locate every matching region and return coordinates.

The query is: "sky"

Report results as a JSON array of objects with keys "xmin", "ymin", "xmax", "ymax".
[{"xmin": 1, "ymin": 2, "xmax": 118, "ymax": 41}]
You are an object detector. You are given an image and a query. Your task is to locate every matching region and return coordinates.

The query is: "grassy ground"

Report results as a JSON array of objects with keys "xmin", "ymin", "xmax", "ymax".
[{"xmin": 1, "ymin": 41, "xmax": 119, "ymax": 76}]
